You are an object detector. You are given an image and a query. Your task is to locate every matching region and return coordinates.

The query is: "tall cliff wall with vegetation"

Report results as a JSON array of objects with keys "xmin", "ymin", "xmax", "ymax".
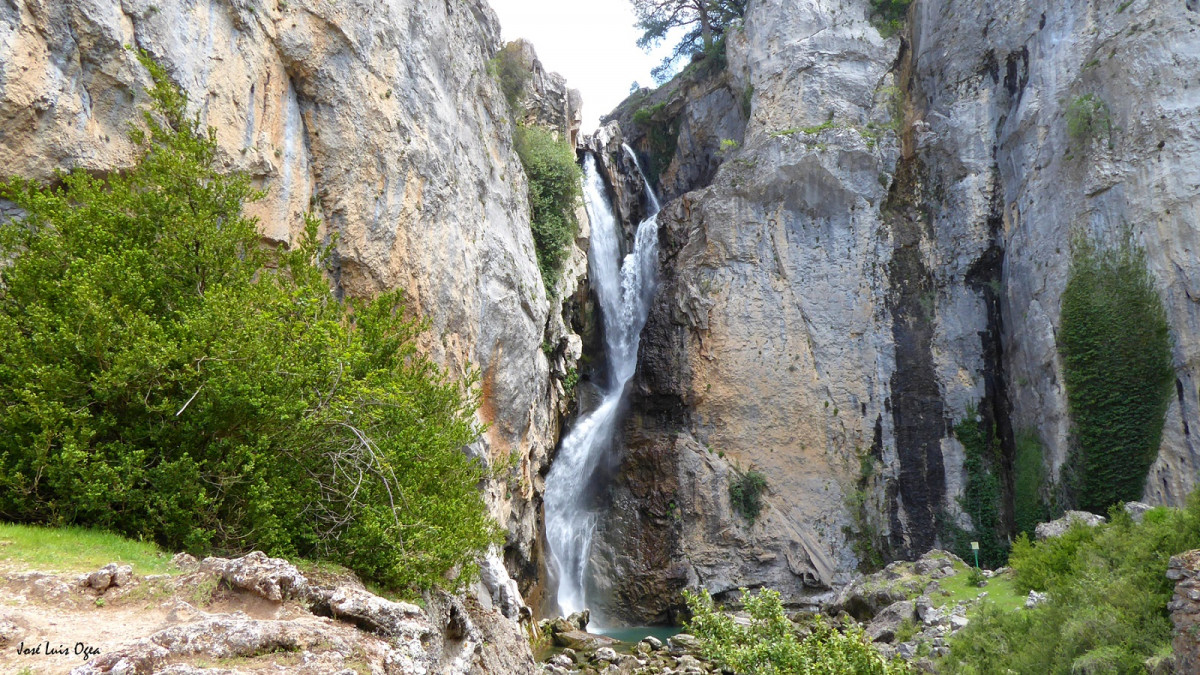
[
  {"xmin": 584, "ymin": 0, "xmax": 1200, "ymax": 623},
  {"xmin": 0, "ymin": 0, "xmax": 590, "ymax": 641}
]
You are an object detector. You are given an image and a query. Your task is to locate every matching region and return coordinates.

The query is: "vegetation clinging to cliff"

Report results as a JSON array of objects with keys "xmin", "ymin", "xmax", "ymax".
[
  {"xmin": 0, "ymin": 55, "xmax": 497, "ymax": 593},
  {"xmin": 1012, "ymin": 430, "xmax": 1049, "ymax": 538},
  {"xmin": 942, "ymin": 496, "xmax": 1200, "ymax": 673},
  {"xmin": 514, "ymin": 124, "xmax": 581, "ymax": 292},
  {"xmin": 947, "ymin": 412, "xmax": 1009, "ymax": 569},
  {"xmin": 869, "ymin": 0, "xmax": 912, "ymax": 38},
  {"xmin": 729, "ymin": 469, "xmax": 768, "ymax": 524},
  {"xmin": 488, "ymin": 42, "xmax": 530, "ymax": 111},
  {"xmin": 1059, "ymin": 237, "xmax": 1173, "ymax": 514}
]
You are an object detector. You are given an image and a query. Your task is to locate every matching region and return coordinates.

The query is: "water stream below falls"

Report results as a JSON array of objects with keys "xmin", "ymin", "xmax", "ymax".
[{"xmin": 543, "ymin": 147, "xmax": 661, "ymax": 619}]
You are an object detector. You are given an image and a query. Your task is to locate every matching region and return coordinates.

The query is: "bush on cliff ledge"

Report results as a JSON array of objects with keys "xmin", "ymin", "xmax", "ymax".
[
  {"xmin": 0, "ymin": 54, "xmax": 497, "ymax": 593},
  {"xmin": 515, "ymin": 123, "xmax": 580, "ymax": 292}
]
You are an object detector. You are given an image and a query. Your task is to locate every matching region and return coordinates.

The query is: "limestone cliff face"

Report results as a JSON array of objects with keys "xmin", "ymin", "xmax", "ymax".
[
  {"xmin": 589, "ymin": 0, "xmax": 903, "ymax": 622},
  {"xmin": 908, "ymin": 0, "xmax": 1200, "ymax": 507},
  {"xmin": 0, "ymin": 0, "xmax": 586, "ymax": 618},
  {"xmin": 587, "ymin": 0, "xmax": 1200, "ymax": 620}
]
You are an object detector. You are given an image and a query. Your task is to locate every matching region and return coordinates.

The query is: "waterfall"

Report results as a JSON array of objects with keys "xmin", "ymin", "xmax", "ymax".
[{"xmin": 543, "ymin": 147, "xmax": 661, "ymax": 619}]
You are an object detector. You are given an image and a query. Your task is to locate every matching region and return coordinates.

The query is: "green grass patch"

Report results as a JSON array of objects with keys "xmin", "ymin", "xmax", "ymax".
[
  {"xmin": 0, "ymin": 522, "xmax": 175, "ymax": 574},
  {"xmin": 932, "ymin": 564, "xmax": 1024, "ymax": 614}
]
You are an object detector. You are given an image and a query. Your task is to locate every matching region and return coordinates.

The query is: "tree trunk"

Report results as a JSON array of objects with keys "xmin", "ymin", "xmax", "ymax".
[{"xmin": 698, "ymin": 0, "xmax": 713, "ymax": 50}]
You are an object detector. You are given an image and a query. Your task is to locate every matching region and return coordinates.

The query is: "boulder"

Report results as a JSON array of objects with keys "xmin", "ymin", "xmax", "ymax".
[
  {"xmin": 553, "ymin": 629, "xmax": 618, "ymax": 652},
  {"xmin": 199, "ymin": 551, "xmax": 308, "ymax": 603},
  {"xmin": 1035, "ymin": 512, "xmax": 1107, "ymax": 541},
  {"xmin": 668, "ymin": 632, "xmax": 700, "ymax": 655},
  {"xmin": 85, "ymin": 563, "xmax": 134, "ymax": 592},
  {"xmin": 1124, "ymin": 502, "xmax": 1154, "ymax": 524},
  {"xmin": 170, "ymin": 553, "xmax": 199, "ymax": 572},
  {"xmin": 307, "ymin": 586, "xmax": 427, "ymax": 639},
  {"xmin": 567, "ymin": 609, "xmax": 591, "ymax": 630},
  {"xmin": 594, "ymin": 646, "xmax": 618, "ymax": 662},
  {"xmin": 1025, "ymin": 590, "xmax": 1048, "ymax": 609},
  {"xmin": 865, "ymin": 600, "xmax": 915, "ymax": 643}
]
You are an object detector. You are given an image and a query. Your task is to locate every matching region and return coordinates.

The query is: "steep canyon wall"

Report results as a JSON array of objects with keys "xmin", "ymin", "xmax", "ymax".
[
  {"xmin": 588, "ymin": 0, "xmax": 1200, "ymax": 622},
  {"xmin": 0, "ymin": 0, "xmax": 588, "ymax": 619}
]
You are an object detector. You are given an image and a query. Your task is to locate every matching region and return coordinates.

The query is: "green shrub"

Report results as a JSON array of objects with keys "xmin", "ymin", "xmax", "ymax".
[
  {"xmin": 946, "ymin": 411, "xmax": 1008, "ymax": 568},
  {"xmin": 741, "ymin": 84, "xmax": 754, "ymax": 118},
  {"xmin": 685, "ymin": 587, "xmax": 915, "ymax": 674},
  {"xmin": 0, "ymin": 54, "xmax": 498, "ymax": 593},
  {"xmin": 942, "ymin": 495, "xmax": 1200, "ymax": 673},
  {"xmin": 514, "ymin": 124, "xmax": 581, "ymax": 292},
  {"xmin": 1059, "ymin": 237, "xmax": 1173, "ymax": 513},
  {"xmin": 631, "ymin": 102, "xmax": 680, "ymax": 185},
  {"xmin": 729, "ymin": 470, "xmax": 768, "ymax": 524},
  {"xmin": 1066, "ymin": 94, "xmax": 1112, "ymax": 146},
  {"xmin": 869, "ymin": 0, "xmax": 912, "ymax": 38},
  {"xmin": 1013, "ymin": 430, "xmax": 1049, "ymax": 537},
  {"xmin": 488, "ymin": 42, "xmax": 530, "ymax": 111}
]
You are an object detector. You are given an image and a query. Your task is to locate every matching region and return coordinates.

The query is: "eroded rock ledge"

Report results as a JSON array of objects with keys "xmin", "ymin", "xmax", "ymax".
[{"xmin": 0, "ymin": 551, "xmax": 533, "ymax": 674}]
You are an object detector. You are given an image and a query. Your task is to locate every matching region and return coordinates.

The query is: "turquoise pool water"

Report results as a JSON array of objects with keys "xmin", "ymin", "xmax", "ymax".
[{"xmin": 592, "ymin": 625, "xmax": 683, "ymax": 644}]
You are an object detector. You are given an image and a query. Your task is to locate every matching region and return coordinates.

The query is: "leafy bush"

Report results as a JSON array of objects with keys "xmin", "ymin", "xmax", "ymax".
[
  {"xmin": 741, "ymin": 84, "xmax": 754, "ymax": 118},
  {"xmin": 0, "ymin": 54, "xmax": 498, "ymax": 593},
  {"xmin": 1059, "ymin": 237, "xmax": 1173, "ymax": 513},
  {"xmin": 488, "ymin": 41, "xmax": 530, "ymax": 111},
  {"xmin": 514, "ymin": 124, "xmax": 581, "ymax": 292},
  {"xmin": 730, "ymin": 470, "xmax": 768, "ymax": 524},
  {"xmin": 946, "ymin": 412, "xmax": 1008, "ymax": 568},
  {"xmin": 942, "ymin": 495, "xmax": 1200, "ymax": 674},
  {"xmin": 869, "ymin": 0, "xmax": 912, "ymax": 38},
  {"xmin": 631, "ymin": 102, "xmax": 680, "ymax": 185},
  {"xmin": 685, "ymin": 588, "xmax": 915, "ymax": 674},
  {"xmin": 1066, "ymin": 94, "xmax": 1113, "ymax": 145},
  {"xmin": 1013, "ymin": 430, "xmax": 1049, "ymax": 537}
]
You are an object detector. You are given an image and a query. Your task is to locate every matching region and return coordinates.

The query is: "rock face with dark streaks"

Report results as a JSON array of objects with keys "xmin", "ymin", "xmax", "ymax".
[{"xmin": 581, "ymin": 0, "xmax": 1200, "ymax": 620}]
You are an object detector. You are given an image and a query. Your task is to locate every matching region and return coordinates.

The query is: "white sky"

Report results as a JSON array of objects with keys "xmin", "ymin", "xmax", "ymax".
[{"xmin": 485, "ymin": 0, "xmax": 677, "ymax": 132}]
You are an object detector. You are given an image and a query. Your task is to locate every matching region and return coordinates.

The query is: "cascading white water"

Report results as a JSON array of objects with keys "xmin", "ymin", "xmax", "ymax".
[{"xmin": 544, "ymin": 147, "xmax": 661, "ymax": 618}]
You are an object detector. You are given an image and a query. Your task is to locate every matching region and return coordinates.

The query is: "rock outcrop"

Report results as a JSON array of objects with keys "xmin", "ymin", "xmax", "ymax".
[
  {"xmin": 908, "ymin": 0, "xmax": 1200, "ymax": 509},
  {"xmin": 581, "ymin": 0, "xmax": 1200, "ymax": 620},
  {"xmin": 1168, "ymin": 550, "xmax": 1200, "ymax": 674},
  {"xmin": 1033, "ymin": 511, "xmax": 1107, "ymax": 541},
  {"xmin": 0, "ymin": 551, "xmax": 534, "ymax": 674},
  {"xmin": 587, "ymin": 0, "xmax": 903, "ymax": 621},
  {"xmin": 0, "ymin": 0, "xmax": 589, "ymax": 617}
]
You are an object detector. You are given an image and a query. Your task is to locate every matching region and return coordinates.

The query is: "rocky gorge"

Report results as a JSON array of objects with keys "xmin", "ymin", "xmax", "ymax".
[
  {"xmin": 580, "ymin": 0, "xmax": 1200, "ymax": 627},
  {"xmin": 3, "ymin": 0, "xmax": 1200, "ymax": 671}
]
